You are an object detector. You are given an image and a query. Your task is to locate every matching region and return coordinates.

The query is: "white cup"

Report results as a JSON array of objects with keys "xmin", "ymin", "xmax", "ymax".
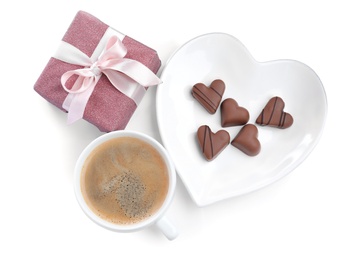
[{"xmin": 74, "ymin": 130, "xmax": 178, "ymax": 240}]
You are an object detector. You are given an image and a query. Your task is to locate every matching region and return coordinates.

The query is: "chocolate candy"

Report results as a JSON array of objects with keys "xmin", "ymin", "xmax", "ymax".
[
  {"xmin": 220, "ymin": 98, "xmax": 249, "ymax": 127},
  {"xmin": 197, "ymin": 125, "xmax": 230, "ymax": 161},
  {"xmin": 231, "ymin": 124, "xmax": 261, "ymax": 156},
  {"xmin": 256, "ymin": 96, "xmax": 293, "ymax": 129},
  {"xmin": 192, "ymin": 79, "xmax": 225, "ymax": 114}
]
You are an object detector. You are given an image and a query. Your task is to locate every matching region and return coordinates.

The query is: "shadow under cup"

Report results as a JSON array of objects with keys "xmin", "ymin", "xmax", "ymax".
[{"xmin": 74, "ymin": 130, "xmax": 178, "ymax": 240}]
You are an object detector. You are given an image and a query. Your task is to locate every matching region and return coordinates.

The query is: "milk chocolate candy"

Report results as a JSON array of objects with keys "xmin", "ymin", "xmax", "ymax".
[
  {"xmin": 191, "ymin": 79, "xmax": 226, "ymax": 114},
  {"xmin": 256, "ymin": 96, "xmax": 293, "ymax": 129},
  {"xmin": 197, "ymin": 125, "xmax": 230, "ymax": 161},
  {"xmin": 231, "ymin": 124, "xmax": 261, "ymax": 156},
  {"xmin": 220, "ymin": 98, "xmax": 249, "ymax": 127}
]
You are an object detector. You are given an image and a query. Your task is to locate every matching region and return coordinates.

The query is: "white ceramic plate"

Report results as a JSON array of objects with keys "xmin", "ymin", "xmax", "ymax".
[{"xmin": 156, "ymin": 33, "xmax": 327, "ymax": 207}]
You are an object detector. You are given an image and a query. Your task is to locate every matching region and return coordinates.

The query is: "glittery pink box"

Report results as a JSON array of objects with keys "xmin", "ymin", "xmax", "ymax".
[{"xmin": 34, "ymin": 11, "xmax": 161, "ymax": 132}]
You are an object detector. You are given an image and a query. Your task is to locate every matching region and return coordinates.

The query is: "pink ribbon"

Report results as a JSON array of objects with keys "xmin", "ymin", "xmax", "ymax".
[{"xmin": 59, "ymin": 35, "xmax": 162, "ymax": 124}]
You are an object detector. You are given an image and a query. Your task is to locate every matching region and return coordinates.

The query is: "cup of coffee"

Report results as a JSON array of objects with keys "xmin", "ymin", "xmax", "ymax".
[{"xmin": 74, "ymin": 130, "xmax": 178, "ymax": 240}]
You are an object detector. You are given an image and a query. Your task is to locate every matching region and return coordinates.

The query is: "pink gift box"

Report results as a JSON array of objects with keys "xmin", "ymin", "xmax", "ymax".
[{"xmin": 34, "ymin": 11, "xmax": 161, "ymax": 132}]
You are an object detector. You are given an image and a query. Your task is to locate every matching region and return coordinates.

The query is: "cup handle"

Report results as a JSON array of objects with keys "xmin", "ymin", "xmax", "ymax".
[{"xmin": 155, "ymin": 216, "xmax": 179, "ymax": 240}]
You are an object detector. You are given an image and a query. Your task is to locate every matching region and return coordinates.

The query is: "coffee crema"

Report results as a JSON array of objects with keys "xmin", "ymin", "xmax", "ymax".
[{"xmin": 81, "ymin": 137, "xmax": 169, "ymax": 225}]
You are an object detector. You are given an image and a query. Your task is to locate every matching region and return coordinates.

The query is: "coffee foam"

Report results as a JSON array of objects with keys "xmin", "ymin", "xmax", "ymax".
[{"xmin": 81, "ymin": 137, "xmax": 169, "ymax": 225}]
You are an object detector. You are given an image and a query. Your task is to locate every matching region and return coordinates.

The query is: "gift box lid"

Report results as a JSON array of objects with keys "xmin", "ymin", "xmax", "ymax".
[{"xmin": 34, "ymin": 11, "xmax": 162, "ymax": 132}]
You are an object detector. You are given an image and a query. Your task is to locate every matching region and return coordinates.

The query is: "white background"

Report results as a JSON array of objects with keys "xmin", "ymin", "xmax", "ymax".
[{"xmin": 1, "ymin": 0, "xmax": 360, "ymax": 259}]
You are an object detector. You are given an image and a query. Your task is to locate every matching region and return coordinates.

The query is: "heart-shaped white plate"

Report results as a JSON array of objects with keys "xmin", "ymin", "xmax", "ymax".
[{"xmin": 156, "ymin": 33, "xmax": 327, "ymax": 207}]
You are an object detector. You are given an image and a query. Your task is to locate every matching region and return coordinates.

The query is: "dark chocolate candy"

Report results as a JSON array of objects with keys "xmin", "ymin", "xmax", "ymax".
[
  {"xmin": 256, "ymin": 96, "xmax": 293, "ymax": 129},
  {"xmin": 220, "ymin": 98, "xmax": 249, "ymax": 127},
  {"xmin": 197, "ymin": 125, "xmax": 230, "ymax": 161},
  {"xmin": 231, "ymin": 124, "xmax": 261, "ymax": 156},
  {"xmin": 191, "ymin": 79, "xmax": 226, "ymax": 114}
]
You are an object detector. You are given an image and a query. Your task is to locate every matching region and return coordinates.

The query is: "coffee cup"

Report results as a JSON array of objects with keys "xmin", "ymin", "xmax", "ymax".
[{"xmin": 74, "ymin": 130, "xmax": 178, "ymax": 240}]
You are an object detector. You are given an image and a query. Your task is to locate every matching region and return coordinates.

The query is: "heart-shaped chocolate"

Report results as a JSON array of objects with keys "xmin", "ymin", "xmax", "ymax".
[
  {"xmin": 256, "ymin": 96, "xmax": 293, "ymax": 129},
  {"xmin": 220, "ymin": 98, "xmax": 250, "ymax": 127},
  {"xmin": 197, "ymin": 125, "xmax": 230, "ymax": 161},
  {"xmin": 231, "ymin": 124, "xmax": 261, "ymax": 156},
  {"xmin": 192, "ymin": 79, "xmax": 226, "ymax": 114}
]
